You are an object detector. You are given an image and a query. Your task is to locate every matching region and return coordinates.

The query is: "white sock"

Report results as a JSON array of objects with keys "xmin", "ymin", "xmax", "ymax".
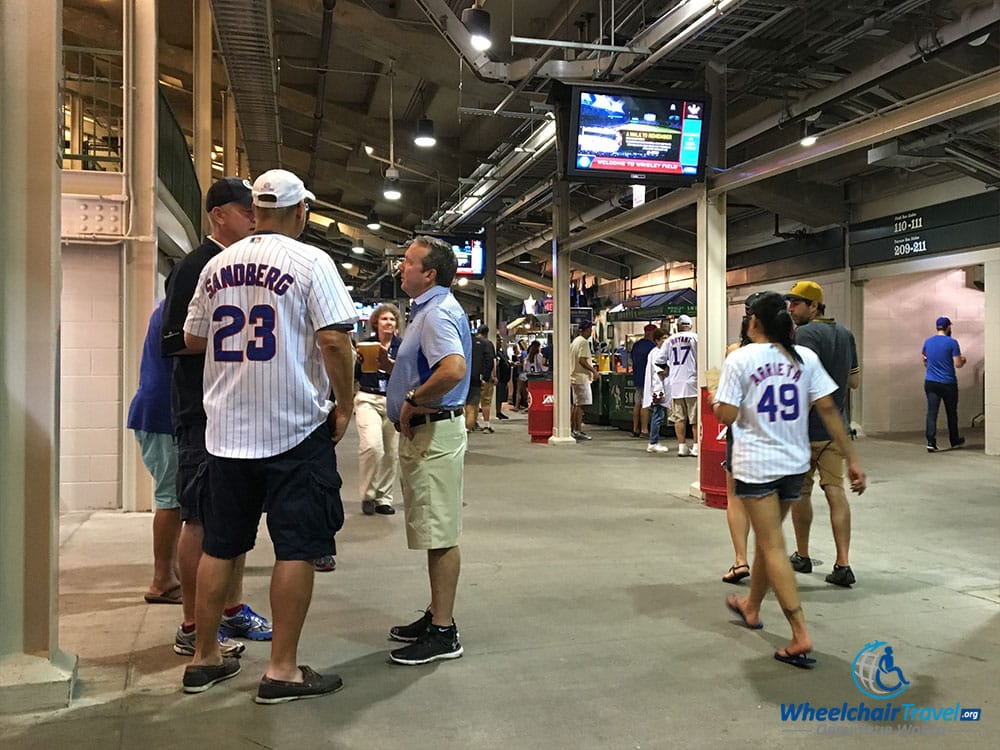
[{"xmin": 484, "ymin": 421, "xmax": 491, "ymax": 428}]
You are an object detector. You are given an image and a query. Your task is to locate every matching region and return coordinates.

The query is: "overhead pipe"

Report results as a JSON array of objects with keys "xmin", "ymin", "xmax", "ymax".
[
  {"xmin": 307, "ymin": 0, "xmax": 337, "ymax": 186},
  {"xmin": 621, "ymin": 0, "xmax": 748, "ymax": 83},
  {"xmin": 496, "ymin": 193, "xmax": 629, "ymax": 265}
]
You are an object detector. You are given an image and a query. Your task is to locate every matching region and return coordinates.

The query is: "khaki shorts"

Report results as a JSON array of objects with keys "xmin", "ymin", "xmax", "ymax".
[
  {"xmin": 668, "ymin": 396, "xmax": 697, "ymax": 424},
  {"xmin": 398, "ymin": 414, "xmax": 466, "ymax": 550},
  {"xmin": 479, "ymin": 381, "xmax": 495, "ymax": 407},
  {"xmin": 801, "ymin": 440, "xmax": 845, "ymax": 496}
]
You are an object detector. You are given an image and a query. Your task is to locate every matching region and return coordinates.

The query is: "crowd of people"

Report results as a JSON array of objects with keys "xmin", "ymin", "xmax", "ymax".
[{"xmin": 126, "ymin": 168, "xmax": 970, "ymax": 704}]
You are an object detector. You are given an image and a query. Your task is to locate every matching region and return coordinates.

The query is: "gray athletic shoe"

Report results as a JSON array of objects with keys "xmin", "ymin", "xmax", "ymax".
[{"xmin": 174, "ymin": 626, "xmax": 246, "ymax": 657}]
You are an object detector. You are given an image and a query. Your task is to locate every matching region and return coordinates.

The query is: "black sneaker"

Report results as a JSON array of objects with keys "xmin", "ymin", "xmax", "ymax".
[
  {"xmin": 388, "ymin": 610, "xmax": 432, "ymax": 642},
  {"xmin": 375, "ymin": 503, "xmax": 396, "ymax": 515},
  {"xmin": 789, "ymin": 551, "xmax": 813, "ymax": 574},
  {"xmin": 182, "ymin": 657, "xmax": 241, "ymax": 693},
  {"xmin": 951, "ymin": 437, "xmax": 965, "ymax": 449},
  {"xmin": 926, "ymin": 444, "xmax": 939, "ymax": 453},
  {"xmin": 254, "ymin": 665, "xmax": 344, "ymax": 704},
  {"xmin": 826, "ymin": 564, "xmax": 856, "ymax": 587},
  {"xmin": 497, "ymin": 413, "xmax": 510, "ymax": 420},
  {"xmin": 362, "ymin": 499, "xmax": 377, "ymax": 515},
  {"xmin": 389, "ymin": 625, "xmax": 463, "ymax": 665}
]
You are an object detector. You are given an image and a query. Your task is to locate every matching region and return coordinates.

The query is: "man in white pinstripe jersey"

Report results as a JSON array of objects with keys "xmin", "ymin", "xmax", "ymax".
[{"xmin": 181, "ymin": 169, "xmax": 359, "ymax": 704}]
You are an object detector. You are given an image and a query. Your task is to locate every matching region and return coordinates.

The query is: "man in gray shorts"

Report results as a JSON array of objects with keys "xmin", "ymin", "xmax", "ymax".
[{"xmin": 570, "ymin": 320, "xmax": 599, "ymax": 441}]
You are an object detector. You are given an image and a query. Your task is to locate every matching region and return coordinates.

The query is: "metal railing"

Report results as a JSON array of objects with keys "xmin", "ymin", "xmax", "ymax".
[
  {"xmin": 61, "ymin": 45, "xmax": 203, "ymax": 233},
  {"xmin": 61, "ymin": 46, "xmax": 124, "ymax": 170}
]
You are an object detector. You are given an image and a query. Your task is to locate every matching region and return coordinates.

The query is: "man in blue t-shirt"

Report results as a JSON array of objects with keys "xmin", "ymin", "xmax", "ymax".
[
  {"xmin": 922, "ymin": 316, "xmax": 967, "ymax": 452},
  {"xmin": 630, "ymin": 324, "xmax": 658, "ymax": 437}
]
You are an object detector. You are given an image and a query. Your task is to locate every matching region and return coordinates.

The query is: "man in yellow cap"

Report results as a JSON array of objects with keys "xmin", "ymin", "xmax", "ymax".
[{"xmin": 784, "ymin": 281, "xmax": 861, "ymax": 587}]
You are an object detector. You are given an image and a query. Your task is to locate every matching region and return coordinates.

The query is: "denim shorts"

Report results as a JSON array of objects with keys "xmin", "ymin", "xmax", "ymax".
[{"xmin": 734, "ymin": 473, "xmax": 805, "ymax": 501}]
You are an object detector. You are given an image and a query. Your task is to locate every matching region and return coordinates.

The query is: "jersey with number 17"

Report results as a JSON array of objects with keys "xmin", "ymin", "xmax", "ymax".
[
  {"xmin": 185, "ymin": 233, "xmax": 358, "ymax": 459},
  {"xmin": 715, "ymin": 343, "xmax": 836, "ymax": 483}
]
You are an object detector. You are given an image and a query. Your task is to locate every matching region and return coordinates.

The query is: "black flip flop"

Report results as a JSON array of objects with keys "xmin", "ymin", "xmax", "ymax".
[
  {"xmin": 722, "ymin": 564, "xmax": 750, "ymax": 584},
  {"xmin": 774, "ymin": 649, "xmax": 817, "ymax": 669}
]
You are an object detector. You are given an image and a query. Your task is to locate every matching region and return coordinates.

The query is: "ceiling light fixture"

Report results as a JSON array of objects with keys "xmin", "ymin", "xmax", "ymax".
[
  {"xmin": 366, "ymin": 210, "xmax": 382, "ymax": 231},
  {"xmin": 799, "ymin": 123, "xmax": 818, "ymax": 148},
  {"xmin": 383, "ymin": 62, "xmax": 402, "ymax": 200},
  {"xmin": 383, "ymin": 167, "xmax": 402, "ymax": 201},
  {"xmin": 363, "ymin": 143, "xmax": 374, "ymax": 156},
  {"xmin": 457, "ymin": 277, "xmax": 469, "ymax": 287},
  {"xmin": 352, "ymin": 241, "xmax": 366, "ymax": 255},
  {"xmin": 341, "ymin": 261, "xmax": 354, "ymax": 270},
  {"xmin": 462, "ymin": 2, "xmax": 492, "ymax": 52},
  {"xmin": 414, "ymin": 118, "xmax": 437, "ymax": 148},
  {"xmin": 518, "ymin": 253, "xmax": 532, "ymax": 264}
]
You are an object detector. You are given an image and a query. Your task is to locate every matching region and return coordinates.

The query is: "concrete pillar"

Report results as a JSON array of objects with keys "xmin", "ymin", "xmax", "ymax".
[
  {"xmin": 984, "ymin": 259, "xmax": 1000, "ymax": 456},
  {"xmin": 222, "ymin": 88, "xmax": 238, "ymax": 176},
  {"xmin": 848, "ymin": 240, "xmax": 866, "ymax": 433},
  {"xmin": 0, "ymin": 0, "xmax": 78, "ymax": 714},
  {"xmin": 549, "ymin": 179, "xmax": 576, "ymax": 445},
  {"xmin": 694, "ymin": 188, "xmax": 727, "ymax": 499},
  {"xmin": 483, "ymin": 221, "xmax": 497, "ymax": 335},
  {"xmin": 696, "ymin": 190, "xmax": 728, "ymax": 373},
  {"xmin": 193, "ymin": 0, "xmax": 213, "ymax": 229},
  {"xmin": 121, "ymin": 0, "xmax": 159, "ymax": 514},
  {"xmin": 701, "ymin": 59, "xmax": 728, "ymax": 375}
]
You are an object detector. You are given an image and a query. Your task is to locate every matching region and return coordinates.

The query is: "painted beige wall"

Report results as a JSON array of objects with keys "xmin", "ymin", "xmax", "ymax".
[
  {"xmin": 60, "ymin": 246, "xmax": 122, "ymax": 510},
  {"xmin": 862, "ymin": 268, "xmax": 985, "ymax": 434}
]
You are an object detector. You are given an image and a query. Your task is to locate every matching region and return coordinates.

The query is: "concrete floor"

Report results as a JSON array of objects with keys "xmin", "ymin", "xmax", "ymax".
[{"xmin": 2, "ymin": 412, "xmax": 998, "ymax": 749}]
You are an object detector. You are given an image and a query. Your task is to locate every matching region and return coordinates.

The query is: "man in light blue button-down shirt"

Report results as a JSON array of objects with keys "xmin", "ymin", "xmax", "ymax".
[{"xmin": 385, "ymin": 236, "xmax": 471, "ymax": 665}]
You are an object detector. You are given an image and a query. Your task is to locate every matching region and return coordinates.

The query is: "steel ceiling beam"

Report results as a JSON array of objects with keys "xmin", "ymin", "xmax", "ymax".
[
  {"xmin": 728, "ymin": 1, "xmax": 1000, "ymax": 148},
  {"xmin": 713, "ymin": 70, "xmax": 1000, "ymax": 195}
]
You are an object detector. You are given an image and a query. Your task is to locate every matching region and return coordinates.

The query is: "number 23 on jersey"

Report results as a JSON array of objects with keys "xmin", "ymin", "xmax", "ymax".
[{"xmin": 213, "ymin": 304, "xmax": 277, "ymax": 362}]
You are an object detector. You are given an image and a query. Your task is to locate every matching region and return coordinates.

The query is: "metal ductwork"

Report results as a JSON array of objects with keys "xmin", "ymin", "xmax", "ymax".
[{"xmin": 211, "ymin": 0, "xmax": 281, "ymax": 174}]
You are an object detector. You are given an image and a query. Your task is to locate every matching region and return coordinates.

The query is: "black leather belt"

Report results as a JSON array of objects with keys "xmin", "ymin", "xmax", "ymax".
[
  {"xmin": 359, "ymin": 386, "xmax": 385, "ymax": 395},
  {"xmin": 406, "ymin": 408, "xmax": 463, "ymax": 430}
]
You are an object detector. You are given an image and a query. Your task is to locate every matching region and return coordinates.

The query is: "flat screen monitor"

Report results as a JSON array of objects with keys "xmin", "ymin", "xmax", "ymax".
[
  {"xmin": 564, "ymin": 85, "xmax": 710, "ymax": 185},
  {"xmin": 426, "ymin": 236, "xmax": 485, "ymax": 279}
]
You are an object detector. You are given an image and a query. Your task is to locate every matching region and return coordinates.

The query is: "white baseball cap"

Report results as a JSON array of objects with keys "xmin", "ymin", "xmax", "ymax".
[
  {"xmin": 252, "ymin": 169, "xmax": 316, "ymax": 208},
  {"xmin": 677, "ymin": 314, "xmax": 693, "ymax": 327}
]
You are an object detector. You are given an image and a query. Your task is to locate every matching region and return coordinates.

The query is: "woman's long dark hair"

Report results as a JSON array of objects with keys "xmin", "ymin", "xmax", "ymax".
[{"xmin": 748, "ymin": 291, "xmax": 802, "ymax": 365}]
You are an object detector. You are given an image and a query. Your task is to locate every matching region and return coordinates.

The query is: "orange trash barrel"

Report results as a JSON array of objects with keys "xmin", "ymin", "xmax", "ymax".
[
  {"xmin": 699, "ymin": 386, "xmax": 728, "ymax": 509},
  {"xmin": 526, "ymin": 379, "xmax": 554, "ymax": 443}
]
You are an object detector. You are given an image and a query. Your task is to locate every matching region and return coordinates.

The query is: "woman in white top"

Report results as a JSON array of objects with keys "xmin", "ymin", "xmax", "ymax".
[
  {"xmin": 523, "ymin": 340, "xmax": 547, "ymax": 376},
  {"xmin": 712, "ymin": 292, "xmax": 865, "ymax": 668}
]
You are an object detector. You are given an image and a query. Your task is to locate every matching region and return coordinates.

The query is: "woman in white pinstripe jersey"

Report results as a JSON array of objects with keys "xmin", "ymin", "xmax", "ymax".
[{"xmin": 712, "ymin": 292, "xmax": 866, "ymax": 669}]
